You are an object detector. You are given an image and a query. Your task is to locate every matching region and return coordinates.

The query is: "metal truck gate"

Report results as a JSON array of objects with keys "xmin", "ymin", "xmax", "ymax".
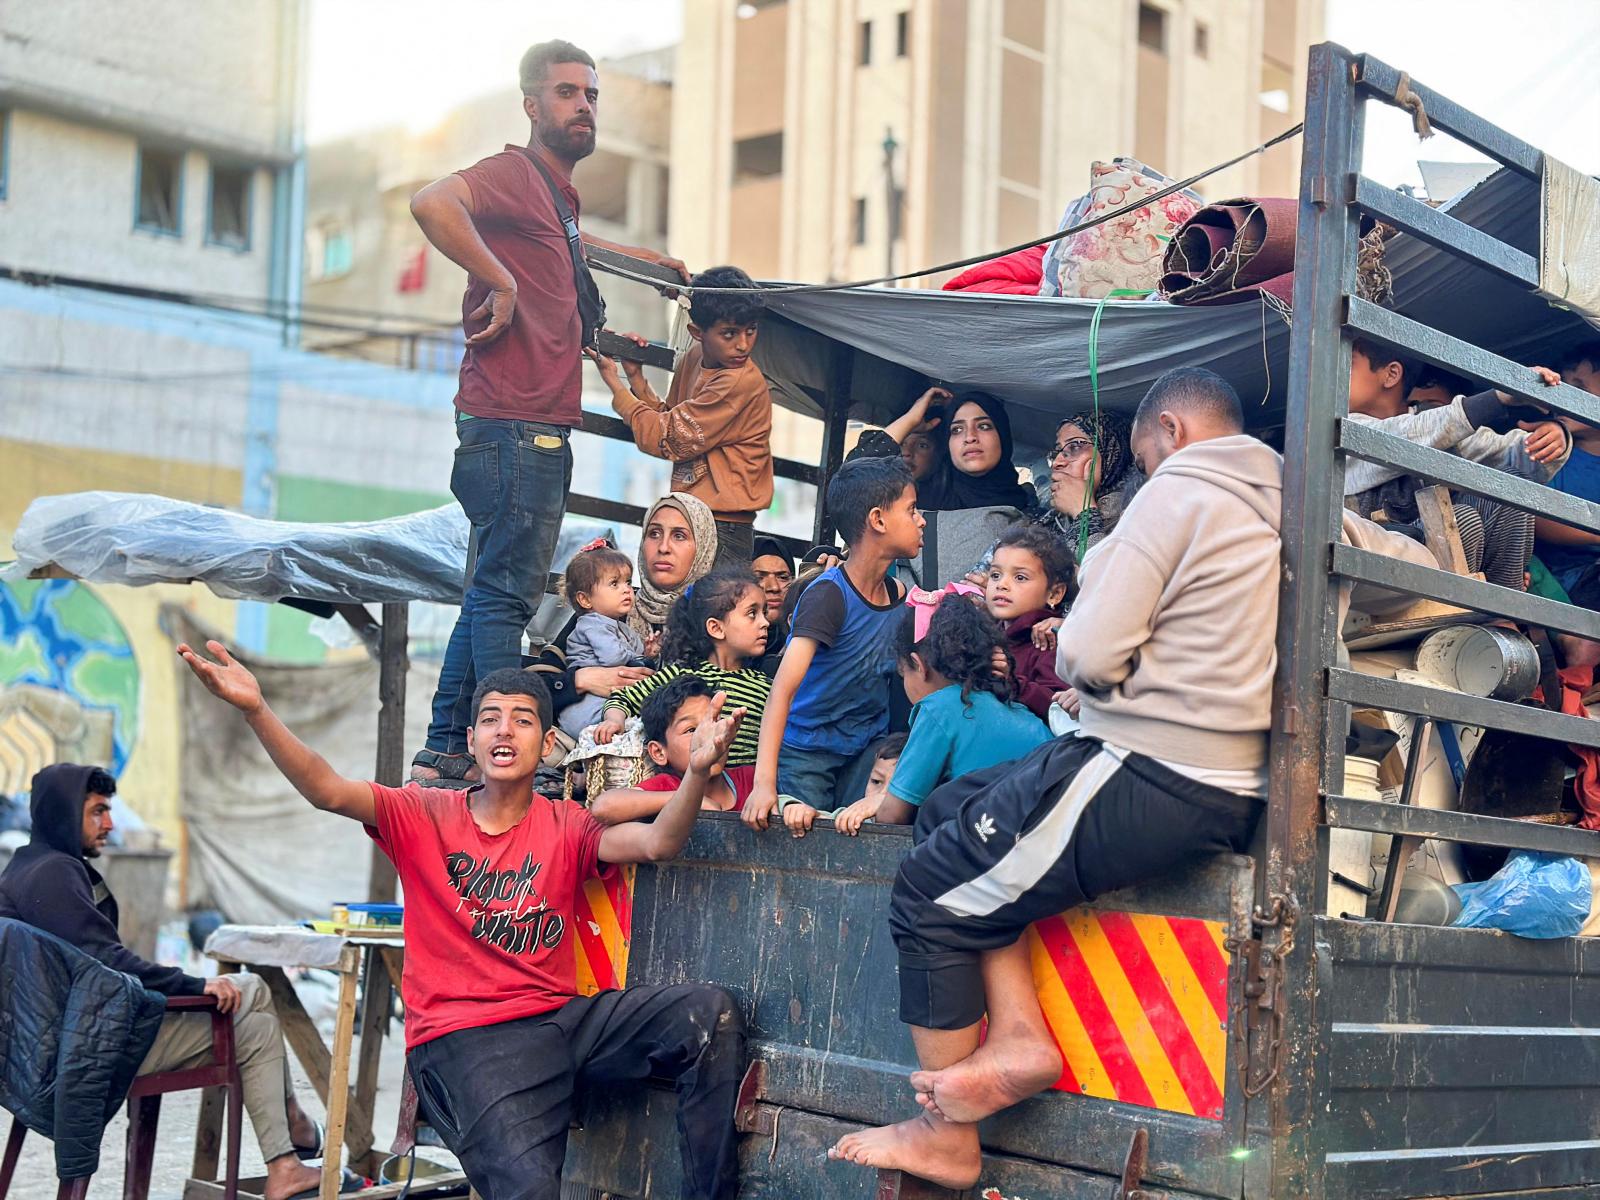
[{"xmin": 1264, "ymin": 42, "xmax": 1600, "ymax": 1200}]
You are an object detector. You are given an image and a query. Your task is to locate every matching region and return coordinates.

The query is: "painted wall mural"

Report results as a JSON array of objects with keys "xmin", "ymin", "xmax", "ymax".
[{"xmin": 0, "ymin": 579, "xmax": 140, "ymax": 793}]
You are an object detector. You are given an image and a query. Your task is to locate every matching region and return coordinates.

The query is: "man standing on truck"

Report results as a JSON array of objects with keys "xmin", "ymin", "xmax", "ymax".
[
  {"xmin": 831, "ymin": 368, "xmax": 1280, "ymax": 1188},
  {"xmin": 409, "ymin": 40, "xmax": 689, "ymax": 786}
]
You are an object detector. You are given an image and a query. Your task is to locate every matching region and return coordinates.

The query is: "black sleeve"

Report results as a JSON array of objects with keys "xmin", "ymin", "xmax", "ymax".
[
  {"xmin": 1461, "ymin": 389, "xmax": 1546, "ymax": 434},
  {"xmin": 19, "ymin": 865, "xmax": 204, "ymax": 996},
  {"xmin": 788, "ymin": 578, "xmax": 847, "ymax": 648}
]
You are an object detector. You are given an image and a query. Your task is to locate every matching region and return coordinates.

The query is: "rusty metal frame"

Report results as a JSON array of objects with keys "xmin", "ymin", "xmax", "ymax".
[{"xmin": 1268, "ymin": 43, "xmax": 1600, "ymax": 1198}]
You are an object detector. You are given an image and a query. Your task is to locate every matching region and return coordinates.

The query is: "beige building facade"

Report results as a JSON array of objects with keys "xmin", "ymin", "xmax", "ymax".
[{"xmin": 672, "ymin": 0, "xmax": 1323, "ymax": 285}]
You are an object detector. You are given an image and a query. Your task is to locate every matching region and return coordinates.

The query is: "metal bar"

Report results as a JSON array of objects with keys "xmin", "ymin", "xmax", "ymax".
[
  {"xmin": 1331, "ymin": 543, "xmax": 1600, "ymax": 639},
  {"xmin": 1346, "ymin": 298, "xmax": 1600, "ymax": 425},
  {"xmin": 1327, "ymin": 794, "xmax": 1600, "ymax": 857},
  {"xmin": 1374, "ymin": 719, "xmax": 1430, "ymax": 923},
  {"xmin": 1339, "ymin": 419, "xmax": 1600, "ymax": 533},
  {"xmin": 1328, "ymin": 669, "xmax": 1600, "ymax": 749},
  {"xmin": 586, "ymin": 244, "xmax": 687, "ymax": 291},
  {"xmin": 813, "ymin": 344, "xmax": 855, "ymax": 547},
  {"xmin": 580, "ymin": 409, "xmax": 819, "ymax": 485},
  {"xmin": 1350, "ymin": 176, "xmax": 1538, "ymax": 288},
  {"xmin": 367, "ymin": 603, "xmax": 407, "ymax": 905},
  {"xmin": 1265, "ymin": 39, "xmax": 1360, "ymax": 1200},
  {"xmin": 1354, "ymin": 55, "xmax": 1543, "ymax": 178}
]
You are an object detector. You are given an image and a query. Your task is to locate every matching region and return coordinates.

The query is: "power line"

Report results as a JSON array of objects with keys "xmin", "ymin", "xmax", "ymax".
[{"xmin": 597, "ymin": 123, "xmax": 1308, "ymax": 295}]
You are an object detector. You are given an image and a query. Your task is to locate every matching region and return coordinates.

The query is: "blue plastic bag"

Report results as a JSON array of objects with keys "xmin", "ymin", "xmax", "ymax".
[{"xmin": 1452, "ymin": 851, "xmax": 1591, "ymax": 938}]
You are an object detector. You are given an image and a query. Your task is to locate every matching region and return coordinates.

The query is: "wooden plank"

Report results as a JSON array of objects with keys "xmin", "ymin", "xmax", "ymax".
[
  {"xmin": 259, "ymin": 967, "xmax": 333, "ymax": 1101},
  {"xmin": 1343, "ymin": 598, "xmax": 1476, "ymax": 648},
  {"xmin": 352, "ymin": 949, "xmax": 393, "ymax": 1176},
  {"xmin": 1413, "ymin": 485, "xmax": 1470, "ymax": 575},
  {"xmin": 321, "ymin": 957, "xmax": 361, "ymax": 1200},
  {"xmin": 184, "ymin": 1171, "xmax": 469, "ymax": 1200},
  {"xmin": 190, "ymin": 961, "xmax": 237, "ymax": 1182}
]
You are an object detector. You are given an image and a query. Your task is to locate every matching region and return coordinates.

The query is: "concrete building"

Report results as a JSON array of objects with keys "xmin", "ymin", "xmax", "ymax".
[
  {"xmin": 0, "ymin": 1, "xmax": 314, "ymax": 845},
  {"xmin": 671, "ymin": 0, "xmax": 1323, "ymax": 284},
  {"xmin": 0, "ymin": 0, "xmax": 306, "ymax": 310}
]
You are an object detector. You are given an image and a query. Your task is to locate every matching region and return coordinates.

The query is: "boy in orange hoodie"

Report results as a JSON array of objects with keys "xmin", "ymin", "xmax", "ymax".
[{"xmin": 593, "ymin": 265, "xmax": 773, "ymax": 567}]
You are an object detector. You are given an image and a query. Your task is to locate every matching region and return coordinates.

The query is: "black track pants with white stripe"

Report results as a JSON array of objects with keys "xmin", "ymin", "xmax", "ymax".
[{"xmin": 890, "ymin": 736, "xmax": 1261, "ymax": 1029}]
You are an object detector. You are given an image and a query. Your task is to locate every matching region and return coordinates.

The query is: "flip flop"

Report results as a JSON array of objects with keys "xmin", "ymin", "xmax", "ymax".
[
  {"xmin": 285, "ymin": 1167, "xmax": 366, "ymax": 1199},
  {"xmin": 291, "ymin": 1118, "xmax": 323, "ymax": 1161}
]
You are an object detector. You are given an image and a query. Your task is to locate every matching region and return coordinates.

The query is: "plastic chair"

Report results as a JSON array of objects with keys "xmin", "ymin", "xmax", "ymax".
[{"xmin": 0, "ymin": 994, "xmax": 242, "ymax": 1200}]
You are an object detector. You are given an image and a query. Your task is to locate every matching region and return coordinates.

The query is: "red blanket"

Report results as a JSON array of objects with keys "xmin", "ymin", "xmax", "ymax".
[{"xmin": 942, "ymin": 244, "xmax": 1046, "ymax": 296}]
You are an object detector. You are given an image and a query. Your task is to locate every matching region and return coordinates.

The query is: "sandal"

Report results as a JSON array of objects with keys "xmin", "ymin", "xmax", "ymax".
[
  {"xmin": 410, "ymin": 749, "xmax": 479, "ymax": 786},
  {"xmin": 291, "ymin": 1118, "xmax": 323, "ymax": 1161}
]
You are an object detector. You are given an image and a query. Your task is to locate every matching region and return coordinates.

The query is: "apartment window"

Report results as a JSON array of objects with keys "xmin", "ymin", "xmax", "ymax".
[
  {"xmin": 0, "ymin": 110, "xmax": 9, "ymax": 201},
  {"xmin": 323, "ymin": 228, "xmax": 353, "ymax": 277},
  {"xmin": 896, "ymin": 11, "xmax": 910, "ymax": 57},
  {"xmin": 135, "ymin": 145, "xmax": 183, "ymax": 235},
  {"xmin": 857, "ymin": 19, "xmax": 872, "ymax": 66},
  {"xmin": 1193, "ymin": 21, "xmax": 1209, "ymax": 58},
  {"xmin": 852, "ymin": 197, "xmax": 868, "ymax": 246},
  {"xmin": 1137, "ymin": 3, "xmax": 1167, "ymax": 53},
  {"xmin": 734, "ymin": 133, "xmax": 784, "ymax": 180},
  {"xmin": 207, "ymin": 163, "xmax": 252, "ymax": 250},
  {"xmin": 309, "ymin": 222, "xmax": 353, "ymax": 280}
]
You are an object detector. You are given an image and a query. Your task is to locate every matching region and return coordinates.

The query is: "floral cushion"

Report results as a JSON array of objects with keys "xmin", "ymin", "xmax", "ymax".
[{"xmin": 1054, "ymin": 159, "xmax": 1203, "ymax": 300}]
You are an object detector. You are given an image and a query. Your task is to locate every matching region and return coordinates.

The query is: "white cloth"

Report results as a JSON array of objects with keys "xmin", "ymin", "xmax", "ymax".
[{"xmin": 1539, "ymin": 154, "xmax": 1600, "ymax": 331}]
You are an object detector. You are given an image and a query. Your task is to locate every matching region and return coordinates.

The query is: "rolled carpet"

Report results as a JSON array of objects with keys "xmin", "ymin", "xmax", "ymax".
[{"xmin": 1159, "ymin": 196, "xmax": 1297, "ymax": 307}]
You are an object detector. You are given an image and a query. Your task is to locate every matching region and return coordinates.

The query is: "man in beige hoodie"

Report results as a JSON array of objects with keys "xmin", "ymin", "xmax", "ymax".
[{"xmin": 830, "ymin": 368, "xmax": 1279, "ymax": 1188}]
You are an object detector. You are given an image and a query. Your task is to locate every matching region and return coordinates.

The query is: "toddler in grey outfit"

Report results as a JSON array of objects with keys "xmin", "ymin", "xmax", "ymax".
[{"xmin": 558, "ymin": 542, "xmax": 653, "ymax": 737}]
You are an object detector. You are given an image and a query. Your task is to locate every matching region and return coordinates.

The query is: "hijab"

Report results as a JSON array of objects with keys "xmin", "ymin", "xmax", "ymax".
[
  {"xmin": 916, "ymin": 393, "xmax": 1036, "ymax": 513},
  {"xmin": 630, "ymin": 492, "xmax": 719, "ymax": 637},
  {"xmin": 1037, "ymin": 409, "xmax": 1137, "ymax": 555}
]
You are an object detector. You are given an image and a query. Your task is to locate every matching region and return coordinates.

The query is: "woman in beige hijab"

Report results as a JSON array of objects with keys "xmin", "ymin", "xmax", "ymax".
[{"xmin": 629, "ymin": 493, "xmax": 720, "ymax": 650}]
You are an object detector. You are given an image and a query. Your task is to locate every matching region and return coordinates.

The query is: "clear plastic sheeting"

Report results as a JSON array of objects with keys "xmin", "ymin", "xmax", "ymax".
[
  {"xmin": 5, "ymin": 491, "xmax": 615, "ymax": 607},
  {"xmin": 6, "ymin": 492, "xmax": 470, "ymax": 604}
]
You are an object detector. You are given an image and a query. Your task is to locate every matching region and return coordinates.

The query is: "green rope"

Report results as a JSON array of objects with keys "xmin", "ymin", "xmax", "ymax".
[{"xmin": 1078, "ymin": 288, "xmax": 1149, "ymax": 559}]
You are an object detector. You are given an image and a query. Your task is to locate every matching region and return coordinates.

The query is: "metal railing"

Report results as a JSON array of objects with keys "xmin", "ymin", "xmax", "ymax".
[{"xmin": 1263, "ymin": 43, "xmax": 1600, "ymax": 1197}]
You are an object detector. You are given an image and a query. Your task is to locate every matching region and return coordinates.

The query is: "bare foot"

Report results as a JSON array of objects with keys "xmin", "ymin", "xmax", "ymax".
[
  {"xmin": 908, "ymin": 1035, "xmax": 1061, "ymax": 1125},
  {"xmin": 262, "ymin": 1155, "xmax": 324, "ymax": 1200},
  {"xmin": 827, "ymin": 1113, "xmax": 981, "ymax": 1189}
]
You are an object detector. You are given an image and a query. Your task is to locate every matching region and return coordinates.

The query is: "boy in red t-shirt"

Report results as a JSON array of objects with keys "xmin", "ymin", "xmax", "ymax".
[
  {"xmin": 178, "ymin": 643, "xmax": 746, "ymax": 1200},
  {"xmin": 590, "ymin": 675, "xmax": 755, "ymax": 824}
]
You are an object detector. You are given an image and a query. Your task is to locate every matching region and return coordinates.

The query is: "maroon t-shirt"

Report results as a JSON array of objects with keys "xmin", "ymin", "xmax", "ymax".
[{"xmin": 454, "ymin": 146, "xmax": 584, "ymax": 425}]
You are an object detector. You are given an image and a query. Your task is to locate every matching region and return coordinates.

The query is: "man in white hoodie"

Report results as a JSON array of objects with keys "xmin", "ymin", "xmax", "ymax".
[{"xmin": 830, "ymin": 368, "xmax": 1281, "ymax": 1188}]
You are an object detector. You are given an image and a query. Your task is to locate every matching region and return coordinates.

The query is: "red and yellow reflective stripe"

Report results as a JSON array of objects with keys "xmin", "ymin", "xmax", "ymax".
[
  {"xmin": 574, "ymin": 865, "xmax": 635, "ymax": 996},
  {"xmin": 1029, "ymin": 908, "xmax": 1230, "ymax": 1120}
]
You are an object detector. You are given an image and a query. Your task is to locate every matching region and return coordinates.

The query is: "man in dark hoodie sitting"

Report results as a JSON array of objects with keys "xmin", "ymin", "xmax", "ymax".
[{"xmin": 0, "ymin": 764, "xmax": 325, "ymax": 1200}]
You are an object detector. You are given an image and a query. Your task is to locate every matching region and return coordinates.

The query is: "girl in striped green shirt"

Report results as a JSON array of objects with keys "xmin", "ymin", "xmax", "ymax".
[{"xmin": 593, "ymin": 569, "xmax": 772, "ymax": 766}]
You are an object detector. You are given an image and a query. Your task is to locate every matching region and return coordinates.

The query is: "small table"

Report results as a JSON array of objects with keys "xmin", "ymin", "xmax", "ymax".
[{"xmin": 196, "ymin": 924, "xmax": 409, "ymax": 1200}]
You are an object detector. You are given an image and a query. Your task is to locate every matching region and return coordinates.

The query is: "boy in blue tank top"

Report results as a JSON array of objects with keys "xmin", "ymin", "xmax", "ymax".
[{"xmin": 744, "ymin": 457, "xmax": 926, "ymax": 826}]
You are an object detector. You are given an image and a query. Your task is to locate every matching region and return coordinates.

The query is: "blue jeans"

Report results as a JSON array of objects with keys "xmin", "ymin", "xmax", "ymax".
[
  {"xmin": 426, "ymin": 418, "xmax": 572, "ymax": 755},
  {"xmin": 777, "ymin": 742, "xmax": 878, "ymax": 811}
]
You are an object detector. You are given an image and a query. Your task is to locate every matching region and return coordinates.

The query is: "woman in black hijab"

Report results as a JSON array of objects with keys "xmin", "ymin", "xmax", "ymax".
[{"xmin": 916, "ymin": 392, "xmax": 1037, "ymax": 513}]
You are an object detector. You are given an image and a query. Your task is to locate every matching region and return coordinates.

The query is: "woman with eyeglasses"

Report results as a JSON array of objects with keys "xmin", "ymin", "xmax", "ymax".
[{"xmin": 1037, "ymin": 409, "xmax": 1138, "ymax": 558}]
